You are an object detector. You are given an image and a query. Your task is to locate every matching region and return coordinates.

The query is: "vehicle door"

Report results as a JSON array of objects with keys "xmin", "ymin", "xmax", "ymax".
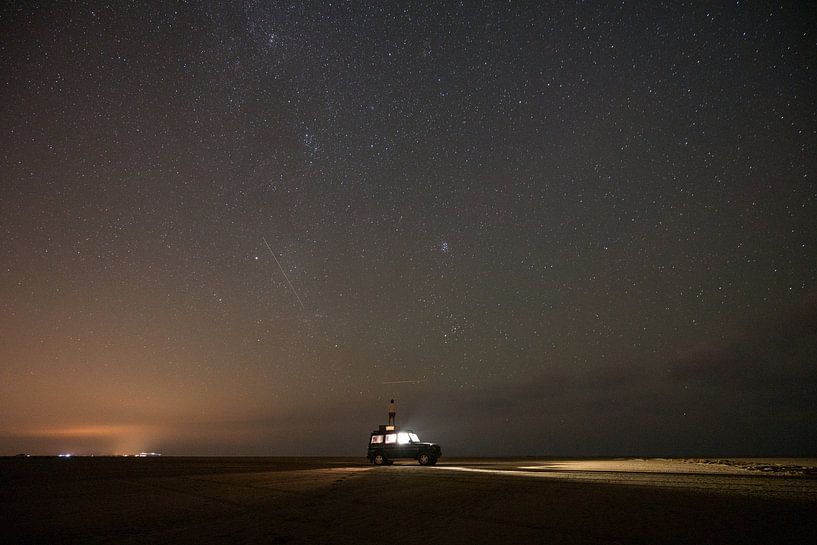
[
  {"xmin": 396, "ymin": 432, "xmax": 420, "ymax": 458},
  {"xmin": 383, "ymin": 433, "xmax": 398, "ymax": 457}
]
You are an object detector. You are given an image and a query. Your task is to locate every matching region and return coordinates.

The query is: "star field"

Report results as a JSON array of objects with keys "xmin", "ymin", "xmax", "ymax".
[{"xmin": 1, "ymin": 1, "xmax": 815, "ymax": 456}]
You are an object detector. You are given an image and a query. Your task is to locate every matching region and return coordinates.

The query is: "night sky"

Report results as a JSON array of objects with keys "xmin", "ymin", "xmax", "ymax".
[{"xmin": 1, "ymin": 1, "xmax": 815, "ymax": 457}]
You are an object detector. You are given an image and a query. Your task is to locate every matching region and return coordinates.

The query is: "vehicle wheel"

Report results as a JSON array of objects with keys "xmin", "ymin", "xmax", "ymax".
[
  {"xmin": 418, "ymin": 453, "xmax": 430, "ymax": 465},
  {"xmin": 386, "ymin": 460, "xmax": 394, "ymax": 465},
  {"xmin": 373, "ymin": 453, "xmax": 385, "ymax": 465},
  {"xmin": 429, "ymin": 457, "xmax": 438, "ymax": 465}
]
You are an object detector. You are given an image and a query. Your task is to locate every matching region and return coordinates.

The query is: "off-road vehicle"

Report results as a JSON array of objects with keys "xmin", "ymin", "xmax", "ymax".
[{"xmin": 367, "ymin": 427, "xmax": 442, "ymax": 465}]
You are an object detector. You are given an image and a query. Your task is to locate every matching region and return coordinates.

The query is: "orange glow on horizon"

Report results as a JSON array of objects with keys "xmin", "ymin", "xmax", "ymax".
[{"xmin": 21, "ymin": 425, "xmax": 147, "ymax": 438}]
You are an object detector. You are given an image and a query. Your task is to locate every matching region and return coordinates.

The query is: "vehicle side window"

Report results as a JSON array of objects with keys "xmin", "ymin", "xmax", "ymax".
[
  {"xmin": 370, "ymin": 435, "xmax": 384, "ymax": 444},
  {"xmin": 385, "ymin": 433, "xmax": 397, "ymax": 444}
]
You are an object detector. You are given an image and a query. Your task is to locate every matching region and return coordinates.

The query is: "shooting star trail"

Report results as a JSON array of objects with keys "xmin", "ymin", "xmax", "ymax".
[
  {"xmin": 382, "ymin": 379, "xmax": 425, "ymax": 384},
  {"xmin": 263, "ymin": 236, "xmax": 305, "ymax": 312}
]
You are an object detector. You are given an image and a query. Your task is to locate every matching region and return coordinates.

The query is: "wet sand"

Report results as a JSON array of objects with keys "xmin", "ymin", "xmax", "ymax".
[{"xmin": 1, "ymin": 457, "xmax": 815, "ymax": 544}]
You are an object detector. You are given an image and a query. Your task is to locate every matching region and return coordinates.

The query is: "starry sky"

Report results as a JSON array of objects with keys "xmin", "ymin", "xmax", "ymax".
[{"xmin": 1, "ymin": 1, "xmax": 815, "ymax": 457}]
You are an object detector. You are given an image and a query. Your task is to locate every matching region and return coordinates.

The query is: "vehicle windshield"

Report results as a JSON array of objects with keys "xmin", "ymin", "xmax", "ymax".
[{"xmin": 409, "ymin": 433, "xmax": 420, "ymax": 442}]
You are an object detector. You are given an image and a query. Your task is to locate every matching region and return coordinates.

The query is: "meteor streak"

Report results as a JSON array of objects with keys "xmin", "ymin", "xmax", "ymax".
[{"xmin": 263, "ymin": 236, "xmax": 305, "ymax": 311}]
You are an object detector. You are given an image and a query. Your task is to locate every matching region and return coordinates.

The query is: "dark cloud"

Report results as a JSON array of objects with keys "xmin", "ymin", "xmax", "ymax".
[
  {"xmin": 669, "ymin": 293, "xmax": 817, "ymax": 392},
  {"xmin": 652, "ymin": 295, "xmax": 817, "ymax": 454}
]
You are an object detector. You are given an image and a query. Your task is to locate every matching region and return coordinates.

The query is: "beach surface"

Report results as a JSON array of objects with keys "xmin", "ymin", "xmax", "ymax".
[{"xmin": 2, "ymin": 457, "xmax": 815, "ymax": 544}]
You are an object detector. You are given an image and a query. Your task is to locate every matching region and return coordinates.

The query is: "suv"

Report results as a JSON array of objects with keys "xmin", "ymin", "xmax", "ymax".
[{"xmin": 367, "ymin": 428, "xmax": 442, "ymax": 465}]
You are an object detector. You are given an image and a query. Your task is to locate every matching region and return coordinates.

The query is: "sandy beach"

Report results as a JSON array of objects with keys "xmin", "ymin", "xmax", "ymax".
[{"xmin": 1, "ymin": 457, "xmax": 815, "ymax": 544}]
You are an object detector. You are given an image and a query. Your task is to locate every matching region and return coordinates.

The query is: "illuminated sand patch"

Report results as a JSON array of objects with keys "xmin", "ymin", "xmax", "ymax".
[
  {"xmin": 517, "ymin": 458, "xmax": 817, "ymax": 476},
  {"xmin": 518, "ymin": 459, "xmax": 748, "ymax": 474},
  {"xmin": 427, "ymin": 460, "xmax": 817, "ymax": 501}
]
